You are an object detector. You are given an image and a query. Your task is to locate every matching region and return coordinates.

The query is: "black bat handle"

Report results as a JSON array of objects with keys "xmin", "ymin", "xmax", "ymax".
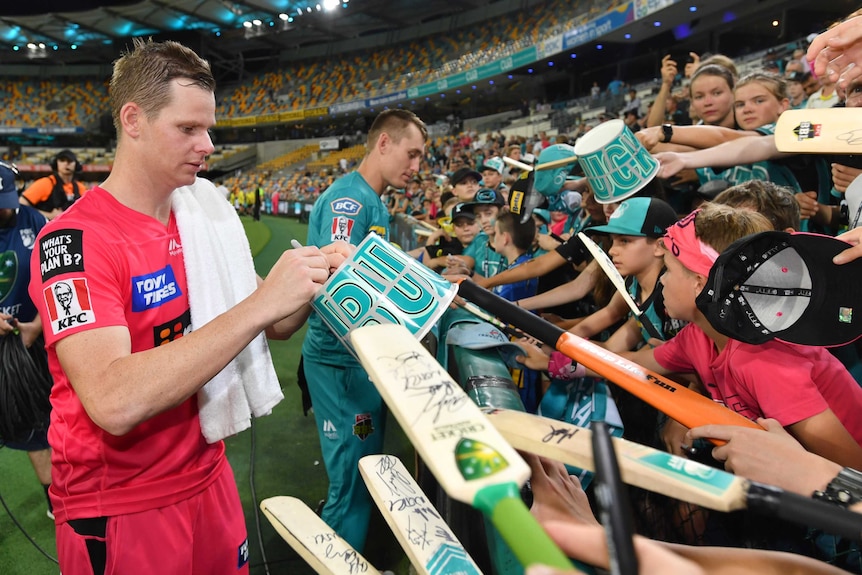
[
  {"xmin": 458, "ymin": 280, "xmax": 565, "ymax": 348},
  {"xmin": 748, "ymin": 482, "xmax": 862, "ymax": 541},
  {"xmin": 592, "ymin": 421, "xmax": 639, "ymax": 575}
]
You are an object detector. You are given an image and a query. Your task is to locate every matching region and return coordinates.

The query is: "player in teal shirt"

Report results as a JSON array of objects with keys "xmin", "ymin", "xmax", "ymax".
[{"xmin": 301, "ymin": 110, "xmax": 427, "ymax": 552}]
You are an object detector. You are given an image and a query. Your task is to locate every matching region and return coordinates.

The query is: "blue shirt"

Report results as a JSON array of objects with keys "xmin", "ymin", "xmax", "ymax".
[
  {"xmin": 302, "ymin": 171, "xmax": 390, "ymax": 366},
  {"xmin": 493, "ymin": 252, "xmax": 538, "ymax": 302},
  {"xmin": 0, "ymin": 206, "xmax": 47, "ymax": 322}
]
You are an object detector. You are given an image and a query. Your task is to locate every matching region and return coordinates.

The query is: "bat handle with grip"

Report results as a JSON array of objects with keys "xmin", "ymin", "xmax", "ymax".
[
  {"xmin": 473, "ymin": 482, "xmax": 582, "ymax": 571},
  {"xmin": 459, "ymin": 279, "xmax": 565, "ymax": 349},
  {"xmin": 592, "ymin": 421, "xmax": 638, "ymax": 575},
  {"xmin": 748, "ymin": 482, "xmax": 862, "ymax": 541}
]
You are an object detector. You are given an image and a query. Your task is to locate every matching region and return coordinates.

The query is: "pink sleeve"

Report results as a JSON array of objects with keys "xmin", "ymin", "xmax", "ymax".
[
  {"xmin": 652, "ymin": 324, "xmax": 696, "ymax": 373},
  {"xmin": 730, "ymin": 344, "xmax": 828, "ymax": 426}
]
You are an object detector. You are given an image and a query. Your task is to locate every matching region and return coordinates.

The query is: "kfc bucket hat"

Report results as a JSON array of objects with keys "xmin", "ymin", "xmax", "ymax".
[{"xmin": 696, "ymin": 230, "xmax": 862, "ymax": 346}]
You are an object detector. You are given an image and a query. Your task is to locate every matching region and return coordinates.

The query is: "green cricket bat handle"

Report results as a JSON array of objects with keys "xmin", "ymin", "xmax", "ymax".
[{"xmin": 474, "ymin": 482, "xmax": 577, "ymax": 571}]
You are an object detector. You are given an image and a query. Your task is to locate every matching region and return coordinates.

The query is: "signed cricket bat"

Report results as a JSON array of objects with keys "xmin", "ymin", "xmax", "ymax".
[
  {"xmin": 359, "ymin": 454, "xmax": 483, "ymax": 575},
  {"xmin": 260, "ymin": 496, "xmax": 381, "ymax": 575},
  {"xmin": 484, "ymin": 408, "xmax": 862, "ymax": 539},
  {"xmin": 457, "ymin": 279, "xmax": 762, "ymax": 439},
  {"xmin": 774, "ymin": 108, "xmax": 862, "ymax": 154},
  {"xmin": 349, "ymin": 324, "xmax": 575, "ymax": 570}
]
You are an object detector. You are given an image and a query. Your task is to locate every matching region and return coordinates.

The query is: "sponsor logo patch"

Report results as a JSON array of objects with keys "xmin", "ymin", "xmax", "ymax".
[
  {"xmin": 0, "ymin": 250, "xmax": 17, "ymax": 304},
  {"xmin": 19, "ymin": 227, "xmax": 36, "ymax": 250},
  {"xmin": 323, "ymin": 419, "xmax": 338, "ymax": 440},
  {"xmin": 793, "ymin": 121, "xmax": 821, "ymax": 141},
  {"xmin": 168, "ymin": 238, "xmax": 183, "ymax": 257},
  {"xmin": 353, "ymin": 413, "xmax": 374, "ymax": 440},
  {"xmin": 43, "ymin": 278, "xmax": 96, "ymax": 335},
  {"xmin": 132, "ymin": 265, "xmax": 182, "ymax": 312},
  {"xmin": 330, "ymin": 197, "xmax": 362, "ymax": 216},
  {"xmin": 331, "ymin": 216, "xmax": 354, "ymax": 242},
  {"xmin": 39, "ymin": 229, "xmax": 84, "ymax": 282},
  {"xmin": 237, "ymin": 538, "xmax": 249, "ymax": 568},
  {"xmin": 153, "ymin": 308, "xmax": 192, "ymax": 347}
]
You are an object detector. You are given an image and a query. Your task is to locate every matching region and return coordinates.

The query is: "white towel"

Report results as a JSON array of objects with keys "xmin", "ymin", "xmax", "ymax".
[{"xmin": 171, "ymin": 177, "xmax": 283, "ymax": 443}]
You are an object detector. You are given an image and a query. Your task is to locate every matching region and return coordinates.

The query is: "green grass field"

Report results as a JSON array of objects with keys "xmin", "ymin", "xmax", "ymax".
[{"xmin": 0, "ymin": 215, "xmax": 412, "ymax": 575}]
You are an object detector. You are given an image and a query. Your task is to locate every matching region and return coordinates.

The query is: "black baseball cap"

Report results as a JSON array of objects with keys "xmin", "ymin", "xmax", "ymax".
[
  {"xmin": 55, "ymin": 149, "xmax": 77, "ymax": 162},
  {"xmin": 586, "ymin": 197, "xmax": 677, "ymax": 238},
  {"xmin": 696, "ymin": 230, "xmax": 862, "ymax": 346},
  {"xmin": 468, "ymin": 188, "xmax": 506, "ymax": 207},
  {"xmin": 451, "ymin": 202, "xmax": 475, "ymax": 221},
  {"xmin": 450, "ymin": 167, "xmax": 482, "ymax": 187}
]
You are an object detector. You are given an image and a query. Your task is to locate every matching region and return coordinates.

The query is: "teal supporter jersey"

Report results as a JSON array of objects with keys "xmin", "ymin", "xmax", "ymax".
[
  {"xmin": 302, "ymin": 171, "xmax": 390, "ymax": 366},
  {"xmin": 626, "ymin": 275, "xmax": 685, "ymax": 343},
  {"xmin": 462, "ymin": 231, "xmax": 507, "ymax": 278},
  {"xmin": 695, "ymin": 124, "xmax": 800, "ymax": 191}
]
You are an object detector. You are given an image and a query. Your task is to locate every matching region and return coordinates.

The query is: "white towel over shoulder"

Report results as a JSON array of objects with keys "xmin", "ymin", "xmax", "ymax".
[{"xmin": 171, "ymin": 177, "xmax": 283, "ymax": 443}]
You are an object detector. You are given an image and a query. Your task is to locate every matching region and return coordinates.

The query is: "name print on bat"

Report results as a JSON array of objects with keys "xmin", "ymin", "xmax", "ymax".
[
  {"xmin": 362, "ymin": 454, "xmax": 481, "ymax": 575},
  {"xmin": 312, "ymin": 531, "xmax": 370, "ymax": 575},
  {"xmin": 383, "ymin": 351, "xmax": 468, "ymax": 425}
]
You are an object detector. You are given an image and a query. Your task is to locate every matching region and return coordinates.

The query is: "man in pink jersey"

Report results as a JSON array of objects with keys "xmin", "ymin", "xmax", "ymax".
[{"xmin": 28, "ymin": 39, "xmax": 347, "ymax": 575}]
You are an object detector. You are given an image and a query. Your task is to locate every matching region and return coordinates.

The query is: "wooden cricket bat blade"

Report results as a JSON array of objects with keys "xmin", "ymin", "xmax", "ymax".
[
  {"xmin": 457, "ymin": 279, "xmax": 762, "ymax": 436},
  {"xmin": 534, "ymin": 155, "xmax": 579, "ymax": 171},
  {"xmin": 359, "ymin": 454, "xmax": 483, "ymax": 575},
  {"xmin": 483, "ymin": 408, "xmax": 746, "ymax": 512},
  {"xmin": 349, "ymin": 323, "xmax": 574, "ymax": 570},
  {"xmin": 774, "ymin": 108, "xmax": 862, "ymax": 153},
  {"xmin": 260, "ymin": 496, "xmax": 381, "ymax": 575},
  {"xmin": 484, "ymin": 409, "xmax": 862, "ymax": 540}
]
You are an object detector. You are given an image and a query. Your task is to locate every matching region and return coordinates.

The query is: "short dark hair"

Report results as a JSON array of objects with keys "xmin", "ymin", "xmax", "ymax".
[{"xmin": 496, "ymin": 211, "xmax": 536, "ymax": 252}]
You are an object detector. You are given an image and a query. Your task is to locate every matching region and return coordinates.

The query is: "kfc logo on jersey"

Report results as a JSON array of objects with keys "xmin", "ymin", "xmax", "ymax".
[
  {"xmin": 330, "ymin": 197, "xmax": 362, "ymax": 216},
  {"xmin": 331, "ymin": 216, "xmax": 354, "ymax": 242},
  {"xmin": 131, "ymin": 265, "xmax": 182, "ymax": 312},
  {"xmin": 42, "ymin": 278, "xmax": 96, "ymax": 335}
]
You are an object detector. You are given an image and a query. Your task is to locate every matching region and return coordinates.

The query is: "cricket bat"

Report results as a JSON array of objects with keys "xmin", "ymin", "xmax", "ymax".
[
  {"xmin": 260, "ymin": 496, "xmax": 381, "ymax": 575},
  {"xmin": 578, "ymin": 232, "xmax": 663, "ymax": 340},
  {"xmin": 457, "ymin": 279, "xmax": 762, "ymax": 437},
  {"xmin": 774, "ymin": 108, "xmax": 862, "ymax": 153},
  {"xmin": 502, "ymin": 156, "xmax": 534, "ymax": 172},
  {"xmin": 535, "ymin": 155, "xmax": 580, "ymax": 171},
  {"xmin": 349, "ymin": 324, "xmax": 575, "ymax": 571},
  {"xmin": 484, "ymin": 408, "xmax": 862, "ymax": 540},
  {"xmin": 591, "ymin": 420, "xmax": 638, "ymax": 575},
  {"xmin": 358, "ymin": 454, "xmax": 483, "ymax": 575},
  {"xmin": 458, "ymin": 300, "xmax": 526, "ymax": 339}
]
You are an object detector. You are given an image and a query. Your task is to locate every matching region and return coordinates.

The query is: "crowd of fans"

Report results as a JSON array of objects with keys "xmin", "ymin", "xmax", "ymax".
[{"xmin": 6, "ymin": 3, "xmax": 862, "ymax": 573}]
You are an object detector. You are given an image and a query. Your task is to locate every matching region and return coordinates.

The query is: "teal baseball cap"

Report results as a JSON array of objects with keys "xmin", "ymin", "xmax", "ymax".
[
  {"xmin": 586, "ymin": 197, "xmax": 677, "ymax": 238},
  {"xmin": 480, "ymin": 156, "xmax": 505, "ymax": 174}
]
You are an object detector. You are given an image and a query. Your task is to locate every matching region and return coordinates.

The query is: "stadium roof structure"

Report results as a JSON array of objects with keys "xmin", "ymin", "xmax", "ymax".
[{"xmin": 0, "ymin": 0, "xmax": 483, "ymax": 72}]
